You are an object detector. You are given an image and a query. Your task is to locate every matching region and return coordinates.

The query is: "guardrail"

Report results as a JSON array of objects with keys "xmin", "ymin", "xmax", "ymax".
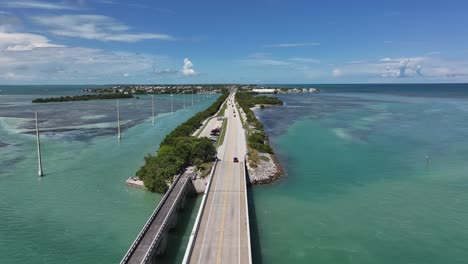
[
  {"xmin": 141, "ymin": 176, "xmax": 191, "ymax": 263},
  {"xmin": 181, "ymin": 160, "xmax": 219, "ymax": 264},
  {"xmin": 243, "ymin": 159, "xmax": 253, "ymax": 264},
  {"xmin": 120, "ymin": 173, "xmax": 183, "ymax": 264}
]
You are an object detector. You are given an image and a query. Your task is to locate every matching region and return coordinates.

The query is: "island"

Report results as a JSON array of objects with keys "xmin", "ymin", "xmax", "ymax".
[
  {"xmin": 235, "ymin": 91, "xmax": 284, "ymax": 184},
  {"xmin": 135, "ymin": 93, "xmax": 229, "ymax": 193},
  {"xmin": 32, "ymin": 93, "xmax": 133, "ymax": 103},
  {"xmin": 81, "ymin": 84, "xmax": 318, "ymax": 96},
  {"xmin": 82, "ymin": 84, "xmax": 226, "ymax": 95}
]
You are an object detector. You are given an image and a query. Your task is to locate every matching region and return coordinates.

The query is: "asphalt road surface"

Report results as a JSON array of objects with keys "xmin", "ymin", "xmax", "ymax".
[{"xmin": 189, "ymin": 93, "xmax": 250, "ymax": 264}]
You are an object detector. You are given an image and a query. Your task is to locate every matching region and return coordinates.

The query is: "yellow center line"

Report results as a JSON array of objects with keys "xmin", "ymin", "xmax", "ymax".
[{"xmin": 216, "ymin": 103, "xmax": 234, "ymax": 263}]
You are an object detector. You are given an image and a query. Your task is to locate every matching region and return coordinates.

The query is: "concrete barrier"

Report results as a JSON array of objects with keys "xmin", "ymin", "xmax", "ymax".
[
  {"xmin": 141, "ymin": 177, "xmax": 191, "ymax": 263},
  {"xmin": 182, "ymin": 160, "xmax": 218, "ymax": 264},
  {"xmin": 243, "ymin": 160, "xmax": 253, "ymax": 264},
  {"xmin": 120, "ymin": 173, "xmax": 182, "ymax": 264}
]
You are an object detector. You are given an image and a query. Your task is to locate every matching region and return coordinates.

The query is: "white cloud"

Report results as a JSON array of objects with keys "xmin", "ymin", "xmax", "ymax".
[
  {"xmin": 0, "ymin": 11, "xmax": 23, "ymax": 32},
  {"xmin": 378, "ymin": 57, "xmax": 426, "ymax": 63},
  {"xmin": 289, "ymin": 57, "xmax": 320, "ymax": 64},
  {"xmin": 241, "ymin": 53, "xmax": 323, "ymax": 79},
  {"xmin": 268, "ymin": 42, "xmax": 320, "ymax": 48},
  {"xmin": 1, "ymin": 1, "xmax": 77, "ymax": 10},
  {"xmin": 0, "ymin": 31, "xmax": 64, "ymax": 51},
  {"xmin": 332, "ymin": 56, "xmax": 468, "ymax": 81},
  {"xmin": 95, "ymin": 0, "xmax": 174, "ymax": 14},
  {"xmin": 182, "ymin": 58, "xmax": 198, "ymax": 76},
  {"xmin": 247, "ymin": 52, "xmax": 271, "ymax": 59},
  {"xmin": 384, "ymin": 40, "xmax": 426, "ymax": 45},
  {"xmin": 249, "ymin": 59, "xmax": 290, "ymax": 66},
  {"xmin": 398, "ymin": 59, "xmax": 409, "ymax": 77},
  {"xmin": 332, "ymin": 69, "xmax": 342, "ymax": 77},
  {"xmin": 154, "ymin": 68, "xmax": 178, "ymax": 76},
  {"xmin": 379, "ymin": 57, "xmax": 392, "ymax": 62},
  {"xmin": 347, "ymin": 60, "xmax": 368, "ymax": 64},
  {"xmin": 0, "ymin": 44, "xmax": 167, "ymax": 82},
  {"xmin": 31, "ymin": 15, "xmax": 173, "ymax": 42},
  {"xmin": 427, "ymin": 51, "xmax": 441, "ymax": 55}
]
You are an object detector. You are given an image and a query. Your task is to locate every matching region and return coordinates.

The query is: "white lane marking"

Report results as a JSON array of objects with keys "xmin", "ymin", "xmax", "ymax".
[{"xmin": 198, "ymin": 102, "xmax": 233, "ymax": 263}]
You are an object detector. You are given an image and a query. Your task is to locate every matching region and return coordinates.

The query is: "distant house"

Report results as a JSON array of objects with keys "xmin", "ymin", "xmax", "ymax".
[{"xmin": 252, "ymin": 88, "xmax": 277, "ymax": 94}]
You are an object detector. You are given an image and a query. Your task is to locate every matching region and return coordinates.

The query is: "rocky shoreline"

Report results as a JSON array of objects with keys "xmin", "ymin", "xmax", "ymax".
[
  {"xmin": 245, "ymin": 107, "xmax": 283, "ymax": 185},
  {"xmin": 247, "ymin": 152, "xmax": 283, "ymax": 184}
]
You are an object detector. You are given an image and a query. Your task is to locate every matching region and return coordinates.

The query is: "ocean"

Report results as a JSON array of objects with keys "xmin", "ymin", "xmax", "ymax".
[
  {"xmin": 0, "ymin": 85, "xmax": 216, "ymax": 263},
  {"xmin": 1, "ymin": 84, "xmax": 468, "ymax": 263},
  {"xmin": 252, "ymin": 83, "xmax": 468, "ymax": 263}
]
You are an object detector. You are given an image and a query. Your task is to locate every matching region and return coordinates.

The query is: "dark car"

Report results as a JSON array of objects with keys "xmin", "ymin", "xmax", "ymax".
[{"xmin": 233, "ymin": 157, "xmax": 239, "ymax": 163}]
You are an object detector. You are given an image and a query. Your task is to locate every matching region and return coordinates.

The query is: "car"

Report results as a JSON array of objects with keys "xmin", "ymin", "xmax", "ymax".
[
  {"xmin": 233, "ymin": 157, "xmax": 239, "ymax": 163},
  {"xmin": 211, "ymin": 127, "xmax": 221, "ymax": 133}
]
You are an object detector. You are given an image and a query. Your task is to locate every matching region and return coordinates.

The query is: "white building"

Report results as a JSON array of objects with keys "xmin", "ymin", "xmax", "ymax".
[{"xmin": 253, "ymin": 88, "xmax": 277, "ymax": 94}]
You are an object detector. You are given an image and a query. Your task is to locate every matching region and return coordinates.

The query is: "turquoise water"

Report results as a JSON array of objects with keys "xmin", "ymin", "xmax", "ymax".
[
  {"xmin": 252, "ymin": 86, "xmax": 468, "ymax": 263},
  {"xmin": 3, "ymin": 84, "xmax": 468, "ymax": 264},
  {"xmin": 0, "ymin": 86, "xmax": 217, "ymax": 263}
]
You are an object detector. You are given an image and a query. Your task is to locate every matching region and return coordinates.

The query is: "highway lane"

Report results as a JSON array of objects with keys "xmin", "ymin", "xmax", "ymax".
[{"xmin": 189, "ymin": 93, "xmax": 250, "ymax": 264}]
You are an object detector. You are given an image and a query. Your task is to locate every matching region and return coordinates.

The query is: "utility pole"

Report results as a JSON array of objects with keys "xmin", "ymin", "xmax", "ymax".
[
  {"xmin": 117, "ymin": 100, "xmax": 121, "ymax": 141},
  {"xmin": 151, "ymin": 95, "xmax": 155, "ymax": 125},
  {"xmin": 171, "ymin": 91, "xmax": 174, "ymax": 116},
  {"xmin": 35, "ymin": 112, "xmax": 43, "ymax": 176}
]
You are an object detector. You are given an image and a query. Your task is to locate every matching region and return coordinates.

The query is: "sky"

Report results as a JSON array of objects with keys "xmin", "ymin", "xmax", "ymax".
[{"xmin": 0, "ymin": 0, "xmax": 468, "ymax": 84}]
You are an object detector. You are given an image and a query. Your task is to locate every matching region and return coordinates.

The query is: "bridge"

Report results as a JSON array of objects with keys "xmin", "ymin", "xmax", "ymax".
[
  {"xmin": 183, "ymin": 92, "xmax": 251, "ymax": 263},
  {"xmin": 121, "ymin": 169, "xmax": 196, "ymax": 264},
  {"xmin": 121, "ymin": 92, "xmax": 251, "ymax": 264}
]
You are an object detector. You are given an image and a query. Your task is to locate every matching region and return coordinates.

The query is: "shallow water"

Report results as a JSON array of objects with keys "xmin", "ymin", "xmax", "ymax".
[
  {"xmin": 252, "ymin": 85, "xmax": 468, "ymax": 263},
  {"xmin": 0, "ymin": 86, "xmax": 217, "ymax": 263},
  {"xmin": 3, "ymin": 84, "xmax": 468, "ymax": 264}
]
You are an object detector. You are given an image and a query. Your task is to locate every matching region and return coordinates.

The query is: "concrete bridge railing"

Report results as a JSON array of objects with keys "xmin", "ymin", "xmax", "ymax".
[
  {"xmin": 243, "ymin": 159, "xmax": 253, "ymax": 264},
  {"xmin": 120, "ymin": 173, "xmax": 183, "ymax": 264},
  {"xmin": 182, "ymin": 160, "xmax": 219, "ymax": 264},
  {"xmin": 141, "ymin": 177, "xmax": 192, "ymax": 263}
]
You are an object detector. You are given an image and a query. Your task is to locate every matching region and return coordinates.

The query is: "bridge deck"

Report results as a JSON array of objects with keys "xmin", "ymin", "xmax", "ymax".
[
  {"xmin": 188, "ymin": 92, "xmax": 251, "ymax": 264},
  {"xmin": 124, "ymin": 172, "xmax": 192, "ymax": 264}
]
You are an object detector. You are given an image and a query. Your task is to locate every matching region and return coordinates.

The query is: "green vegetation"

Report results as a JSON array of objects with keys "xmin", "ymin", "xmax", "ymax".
[
  {"xmin": 32, "ymin": 93, "xmax": 133, "ymax": 103},
  {"xmin": 85, "ymin": 84, "xmax": 229, "ymax": 95},
  {"xmin": 248, "ymin": 148, "xmax": 260, "ymax": 168},
  {"xmin": 217, "ymin": 119, "xmax": 228, "ymax": 148},
  {"xmin": 161, "ymin": 93, "xmax": 228, "ymax": 146},
  {"xmin": 235, "ymin": 92, "xmax": 282, "ymax": 155},
  {"xmin": 136, "ymin": 93, "xmax": 229, "ymax": 193},
  {"xmin": 248, "ymin": 131, "xmax": 273, "ymax": 153},
  {"xmin": 235, "ymin": 92, "xmax": 282, "ymax": 130},
  {"xmin": 217, "ymin": 102, "xmax": 227, "ymax": 117},
  {"xmin": 197, "ymin": 162, "xmax": 212, "ymax": 178}
]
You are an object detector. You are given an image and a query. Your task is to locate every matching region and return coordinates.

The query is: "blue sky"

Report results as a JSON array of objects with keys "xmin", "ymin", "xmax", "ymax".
[{"xmin": 0, "ymin": 0, "xmax": 468, "ymax": 84}]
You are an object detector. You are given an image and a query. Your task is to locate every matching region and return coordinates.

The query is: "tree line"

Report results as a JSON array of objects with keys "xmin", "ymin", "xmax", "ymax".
[
  {"xmin": 235, "ymin": 92, "xmax": 283, "ymax": 154},
  {"xmin": 136, "ymin": 93, "xmax": 229, "ymax": 193},
  {"xmin": 32, "ymin": 94, "xmax": 133, "ymax": 103}
]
